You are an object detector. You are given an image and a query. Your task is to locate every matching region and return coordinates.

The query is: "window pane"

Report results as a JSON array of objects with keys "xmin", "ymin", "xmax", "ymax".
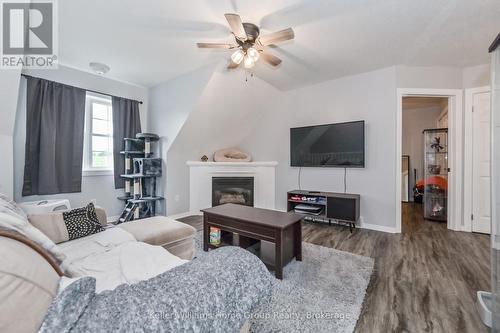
[
  {"xmin": 92, "ymin": 151, "xmax": 112, "ymax": 168},
  {"xmin": 92, "ymin": 119, "xmax": 110, "ymax": 135},
  {"xmin": 92, "ymin": 103, "xmax": 109, "ymax": 119},
  {"xmin": 92, "ymin": 135, "xmax": 111, "ymax": 152}
]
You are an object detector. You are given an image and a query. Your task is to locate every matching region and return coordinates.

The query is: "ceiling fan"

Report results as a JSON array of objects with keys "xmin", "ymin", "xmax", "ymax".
[{"xmin": 197, "ymin": 13, "xmax": 294, "ymax": 70}]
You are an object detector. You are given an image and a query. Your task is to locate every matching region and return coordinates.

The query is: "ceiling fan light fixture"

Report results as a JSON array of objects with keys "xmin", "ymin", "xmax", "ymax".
[
  {"xmin": 243, "ymin": 56, "xmax": 255, "ymax": 69},
  {"xmin": 230, "ymin": 49, "xmax": 245, "ymax": 64},
  {"xmin": 247, "ymin": 47, "xmax": 260, "ymax": 62},
  {"xmin": 197, "ymin": 13, "xmax": 293, "ymax": 72}
]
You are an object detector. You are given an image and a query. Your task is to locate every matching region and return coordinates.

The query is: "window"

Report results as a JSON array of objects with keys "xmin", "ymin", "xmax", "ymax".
[{"xmin": 83, "ymin": 92, "xmax": 113, "ymax": 174}]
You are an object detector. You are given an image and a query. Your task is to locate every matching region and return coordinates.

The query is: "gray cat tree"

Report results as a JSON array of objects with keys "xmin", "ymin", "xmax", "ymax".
[{"xmin": 117, "ymin": 133, "xmax": 163, "ymax": 223}]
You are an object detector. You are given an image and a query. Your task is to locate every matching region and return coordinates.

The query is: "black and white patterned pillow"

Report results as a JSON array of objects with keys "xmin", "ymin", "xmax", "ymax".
[{"xmin": 62, "ymin": 203, "xmax": 104, "ymax": 240}]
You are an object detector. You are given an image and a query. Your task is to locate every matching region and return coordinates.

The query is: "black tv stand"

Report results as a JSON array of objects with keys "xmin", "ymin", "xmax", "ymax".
[{"xmin": 287, "ymin": 190, "xmax": 360, "ymax": 232}]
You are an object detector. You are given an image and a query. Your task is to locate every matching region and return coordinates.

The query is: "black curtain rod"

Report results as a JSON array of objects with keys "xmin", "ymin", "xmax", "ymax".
[{"xmin": 20, "ymin": 74, "xmax": 144, "ymax": 105}]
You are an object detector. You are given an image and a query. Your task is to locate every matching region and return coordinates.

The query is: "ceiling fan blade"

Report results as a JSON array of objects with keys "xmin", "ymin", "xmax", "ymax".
[
  {"xmin": 258, "ymin": 28, "xmax": 295, "ymax": 46},
  {"xmin": 261, "ymin": 52, "xmax": 282, "ymax": 67},
  {"xmin": 228, "ymin": 61, "xmax": 240, "ymax": 70},
  {"xmin": 197, "ymin": 43, "xmax": 234, "ymax": 49},
  {"xmin": 224, "ymin": 13, "xmax": 247, "ymax": 41}
]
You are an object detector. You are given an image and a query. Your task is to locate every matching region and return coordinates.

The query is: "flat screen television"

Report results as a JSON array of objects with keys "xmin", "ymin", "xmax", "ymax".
[{"xmin": 290, "ymin": 120, "xmax": 365, "ymax": 168}]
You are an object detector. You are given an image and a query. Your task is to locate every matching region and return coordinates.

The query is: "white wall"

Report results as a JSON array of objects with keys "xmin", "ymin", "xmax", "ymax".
[
  {"xmin": 402, "ymin": 105, "xmax": 444, "ymax": 197},
  {"xmin": 163, "ymin": 66, "xmax": 281, "ymax": 215},
  {"xmin": 147, "ymin": 63, "xmax": 491, "ymax": 232},
  {"xmin": 396, "ymin": 66, "xmax": 463, "ymax": 89},
  {"xmin": 13, "ymin": 65, "xmax": 148, "ymax": 217},
  {"xmin": 152, "ymin": 66, "xmax": 398, "ymax": 231},
  {"xmin": 148, "ymin": 64, "xmax": 217, "ymax": 214},
  {"xmin": 462, "ymin": 64, "xmax": 490, "ymax": 88},
  {"xmin": 239, "ymin": 67, "xmax": 398, "ymax": 230}
]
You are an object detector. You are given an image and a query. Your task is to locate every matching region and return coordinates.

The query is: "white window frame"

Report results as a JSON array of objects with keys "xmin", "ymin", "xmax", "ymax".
[{"xmin": 83, "ymin": 92, "xmax": 114, "ymax": 176}]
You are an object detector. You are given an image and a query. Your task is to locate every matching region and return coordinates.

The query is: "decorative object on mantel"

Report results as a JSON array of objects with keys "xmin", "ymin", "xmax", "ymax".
[
  {"xmin": 117, "ymin": 133, "xmax": 163, "ymax": 224},
  {"xmin": 213, "ymin": 148, "xmax": 252, "ymax": 162},
  {"xmin": 201, "ymin": 155, "xmax": 209, "ymax": 162}
]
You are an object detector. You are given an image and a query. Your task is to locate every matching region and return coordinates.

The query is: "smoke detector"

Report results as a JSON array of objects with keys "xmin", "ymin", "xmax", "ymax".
[{"xmin": 89, "ymin": 62, "xmax": 110, "ymax": 75}]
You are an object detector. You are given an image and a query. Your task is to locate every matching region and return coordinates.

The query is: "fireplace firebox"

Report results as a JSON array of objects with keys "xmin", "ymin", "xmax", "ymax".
[{"xmin": 212, "ymin": 177, "xmax": 254, "ymax": 207}]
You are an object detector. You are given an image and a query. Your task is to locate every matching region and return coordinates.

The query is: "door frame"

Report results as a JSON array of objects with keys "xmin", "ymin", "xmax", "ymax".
[
  {"xmin": 463, "ymin": 86, "xmax": 491, "ymax": 232},
  {"xmin": 396, "ymin": 88, "xmax": 463, "ymax": 233}
]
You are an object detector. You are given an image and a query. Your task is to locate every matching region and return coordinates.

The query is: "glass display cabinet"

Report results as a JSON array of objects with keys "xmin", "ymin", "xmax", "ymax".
[{"xmin": 423, "ymin": 128, "xmax": 448, "ymax": 221}]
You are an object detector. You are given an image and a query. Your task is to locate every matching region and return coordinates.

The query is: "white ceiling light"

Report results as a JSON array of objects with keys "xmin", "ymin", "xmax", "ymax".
[
  {"xmin": 230, "ymin": 49, "xmax": 245, "ymax": 64},
  {"xmin": 243, "ymin": 56, "xmax": 255, "ymax": 69},
  {"xmin": 89, "ymin": 62, "xmax": 110, "ymax": 75},
  {"xmin": 247, "ymin": 47, "xmax": 260, "ymax": 62}
]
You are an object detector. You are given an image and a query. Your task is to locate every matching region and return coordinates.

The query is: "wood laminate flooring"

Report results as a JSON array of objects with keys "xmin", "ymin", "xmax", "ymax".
[
  {"xmin": 177, "ymin": 203, "xmax": 490, "ymax": 332},
  {"xmin": 303, "ymin": 202, "xmax": 490, "ymax": 333}
]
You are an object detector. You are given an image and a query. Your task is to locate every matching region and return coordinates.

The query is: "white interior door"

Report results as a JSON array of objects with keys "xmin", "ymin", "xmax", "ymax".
[{"xmin": 472, "ymin": 91, "xmax": 491, "ymax": 234}]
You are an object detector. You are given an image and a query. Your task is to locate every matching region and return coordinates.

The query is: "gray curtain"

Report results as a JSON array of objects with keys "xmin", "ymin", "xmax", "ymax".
[
  {"xmin": 112, "ymin": 97, "xmax": 141, "ymax": 189},
  {"xmin": 22, "ymin": 77, "xmax": 86, "ymax": 196}
]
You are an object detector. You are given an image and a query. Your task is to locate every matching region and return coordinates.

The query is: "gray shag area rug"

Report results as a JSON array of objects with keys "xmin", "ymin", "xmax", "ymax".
[{"xmin": 192, "ymin": 231, "xmax": 374, "ymax": 333}]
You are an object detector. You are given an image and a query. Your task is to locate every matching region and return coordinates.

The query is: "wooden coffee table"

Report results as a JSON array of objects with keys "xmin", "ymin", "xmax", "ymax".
[{"xmin": 201, "ymin": 203, "xmax": 303, "ymax": 279}]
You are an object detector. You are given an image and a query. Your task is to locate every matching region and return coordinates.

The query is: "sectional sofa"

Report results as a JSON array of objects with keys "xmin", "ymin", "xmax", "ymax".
[{"xmin": 0, "ymin": 196, "xmax": 273, "ymax": 332}]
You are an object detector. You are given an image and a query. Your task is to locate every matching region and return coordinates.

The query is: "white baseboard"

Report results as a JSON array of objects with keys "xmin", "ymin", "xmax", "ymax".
[
  {"xmin": 107, "ymin": 215, "xmax": 120, "ymax": 223},
  {"xmin": 162, "ymin": 208, "xmax": 400, "ymax": 234},
  {"xmin": 167, "ymin": 211, "xmax": 202, "ymax": 220},
  {"xmin": 359, "ymin": 222, "xmax": 399, "ymax": 234}
]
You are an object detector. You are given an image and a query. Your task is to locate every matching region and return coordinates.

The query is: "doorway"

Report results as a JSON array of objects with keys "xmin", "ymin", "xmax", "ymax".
[
  {"xmin": 401, "ymin": 97, "xmax": 449, "ymax": 228},
  {"xmin": 464, "ymin": 86, "xmax": 492, "ymax": 234},
  {"xmin": 396, "ymin": 89, "xmax": 463, "ymax": 233}
]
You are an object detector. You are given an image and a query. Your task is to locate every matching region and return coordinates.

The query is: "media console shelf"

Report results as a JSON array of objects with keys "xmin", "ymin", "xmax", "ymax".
[{"xmin": 287, "ymin": 190, "xmax": 360, "ymax": 232}]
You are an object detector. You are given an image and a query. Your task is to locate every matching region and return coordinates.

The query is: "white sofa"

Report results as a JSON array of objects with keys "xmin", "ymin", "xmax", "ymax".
[
  {"xmin": 26, "ymin": 206, "xmax": 197, "ymax": 292},
  {"xmin": 0, "ymin": 196, "xmax": 198, "ymax": 332}
]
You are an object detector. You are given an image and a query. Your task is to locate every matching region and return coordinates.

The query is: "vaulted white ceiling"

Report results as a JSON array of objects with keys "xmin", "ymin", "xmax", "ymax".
[{"xmin": 59, "ymin": 0, "xmax": 500, "ymax": 89}]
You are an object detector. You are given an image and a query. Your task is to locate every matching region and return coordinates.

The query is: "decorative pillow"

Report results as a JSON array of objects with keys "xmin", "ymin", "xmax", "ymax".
[
  {"xmin": 213, "ymin": 148, "xmax": 252, "ymax": 162},
  {"xmin": 62, "ymin": 203, "xmax": 104, "ymax": 240},
  {"xmin": 0, "ymin": 196, "xmax": 66, "ymax": 263},
  {"xmin": 28, "ymin": 212, "xmax": 70, "ymax": 244}
]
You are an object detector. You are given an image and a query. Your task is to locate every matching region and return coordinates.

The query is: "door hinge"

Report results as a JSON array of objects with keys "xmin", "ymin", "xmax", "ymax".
[
  {"xmin": 472, "ymin": 106, "xmax": 474, "ymax": 113},
  {"xmin": 471, "ymin": 214, "xmax": 474, "ymax": 221}
]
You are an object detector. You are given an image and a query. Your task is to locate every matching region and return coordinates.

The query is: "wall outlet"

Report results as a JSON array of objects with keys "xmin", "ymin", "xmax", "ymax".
[{"xmin": 174, "ymin": 195, "xmax": 180, "ymax": 202}]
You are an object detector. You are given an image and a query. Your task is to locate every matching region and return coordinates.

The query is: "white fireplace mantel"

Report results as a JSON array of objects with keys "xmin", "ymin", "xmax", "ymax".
[{"xmin": 187, "ymin": 161, "xmax": 278, "ymax": 212}]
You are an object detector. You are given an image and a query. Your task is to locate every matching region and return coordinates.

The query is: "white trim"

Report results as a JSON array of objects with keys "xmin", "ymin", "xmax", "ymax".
[
  {"xmin": 107, "ymin": 215, "xmax": 120, "ymax": 224},
  {"xmin": 83, "ymin": 93, "xmax": 114, "ymax": 172},
  {"xmin": 82, "ymin": 169, "xmax": 113, "ymax": 177},
  {"xmin": 166, "ymin": 210, "xmax": 399, "ymax": 233},
  {"xmin": 396, "ymin": 88, "xmax": 463, "ymax": 233},
  {"xmin": 167, "ymin": 211, "xmax": 203, "ymax": 220},
  {"xmin": 187, "ymin": 161, "xmax": 278, "ymax": 167},
  {"xmin": 463, "ymin": 86, "xmax": 491, "ymax": 232},
  {"xmin": 359, "ymin": 222, "xmax": 398, "ymax": 234}
]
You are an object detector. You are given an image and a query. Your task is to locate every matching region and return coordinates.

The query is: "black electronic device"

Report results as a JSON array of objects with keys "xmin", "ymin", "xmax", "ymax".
[{"xmin": 290, "ymin": 120, "xmax": 365, "ymax": 168}]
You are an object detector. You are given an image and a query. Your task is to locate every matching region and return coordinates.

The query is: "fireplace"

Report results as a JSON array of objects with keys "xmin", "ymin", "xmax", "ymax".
[{"xmin": 212, "ymin": 177, "xmax": 254, "ymax": 207}]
